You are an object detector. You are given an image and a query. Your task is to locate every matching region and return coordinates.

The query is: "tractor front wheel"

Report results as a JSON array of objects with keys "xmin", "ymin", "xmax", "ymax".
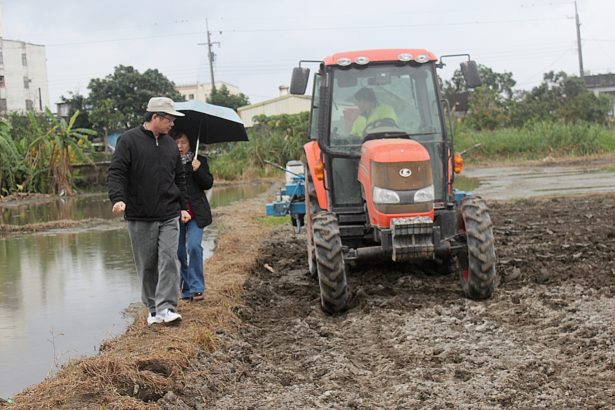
[
  {"xmin": 305, "ymin": 168, "xmax": 320, "ymax": 278},
  {"xmin": 458, "ymin": 197, "xmax": 496, "ymax": 299},
  {"xmin": 312, "ymin": 211, "xmax": 348, "ymax": 314}
]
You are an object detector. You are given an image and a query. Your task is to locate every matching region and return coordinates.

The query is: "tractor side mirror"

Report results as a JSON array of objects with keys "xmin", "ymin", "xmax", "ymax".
[
  {"xmin": 460, "ymin": 60, "xmax": 482, "ymax": 88},
  {"xmin": 290, "ymin": 67, "xmax": 310, "ymax": 95}
]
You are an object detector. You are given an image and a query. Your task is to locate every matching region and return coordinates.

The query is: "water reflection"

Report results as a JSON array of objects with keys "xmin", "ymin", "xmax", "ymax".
[
  {"xmin": 0, "ymin": 181, "xmax": 269, "ymax": 398},
  {"xmin": 0, "ymin": 230, "xmax": 137, "ymax": 398},
  {"xmin": 209, "ymin": 183, "xmax": 271, "ymax": 208},
  {"xmin": 0, "ymin": 182, "xmax": 269, "ymax": 226}
]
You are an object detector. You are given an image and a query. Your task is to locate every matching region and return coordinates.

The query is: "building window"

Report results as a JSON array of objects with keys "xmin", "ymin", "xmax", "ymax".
[
  {"xmin": 0, "ymin": 99, "xmax": 6, "ymax": 113},
  {"xmin": 24, "ymin": 77, "xmax": 30, "ymax": 89},
  {"xmin": 22, "ymin": 53, "xmax": 27, "ymax": 66},
  {"xmin": 188, "ymin": 93, "xmax": 195, "ymax": 99},
  {"xmin": 0, "ymin": 51, "xmax": 3, "ymax": 65},
  {"xmin": 0, "ymin": 76, "xmax": 4, "ymax": 87},
  {"xmin": 26, "ymin": 99, "xmax": 34, "ymax": 112}
]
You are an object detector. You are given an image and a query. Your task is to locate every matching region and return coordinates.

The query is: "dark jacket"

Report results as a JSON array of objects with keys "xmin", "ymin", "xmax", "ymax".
[
  {"xmin": 184, "ymin": 154, "xmax": 214, "ymax": 228},
  {"xmin": 107, "ymin": 125, "xmax": 188, "ymax": 222}
]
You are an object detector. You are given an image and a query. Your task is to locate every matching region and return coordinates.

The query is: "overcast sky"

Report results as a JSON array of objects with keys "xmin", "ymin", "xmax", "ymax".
[{"xmin": 2, "ymin": 0, "xmax": 614, "ymax": 106}]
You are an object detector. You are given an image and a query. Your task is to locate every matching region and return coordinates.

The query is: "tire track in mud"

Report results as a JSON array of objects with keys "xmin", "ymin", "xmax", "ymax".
[{"xmin": 189, "ymin": 194, "xmax": 615, "ymax": 409}]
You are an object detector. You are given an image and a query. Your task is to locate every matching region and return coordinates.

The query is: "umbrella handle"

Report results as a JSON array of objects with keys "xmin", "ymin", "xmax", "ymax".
[{"xmin": 195, "ymin": 118, "xmax": 202, "ymax": 154}]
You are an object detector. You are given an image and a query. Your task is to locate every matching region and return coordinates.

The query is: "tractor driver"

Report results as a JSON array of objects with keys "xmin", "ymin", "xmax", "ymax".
[{"xmin": 350, "ymin": 87, "xmax": 398, "ymax": 138}]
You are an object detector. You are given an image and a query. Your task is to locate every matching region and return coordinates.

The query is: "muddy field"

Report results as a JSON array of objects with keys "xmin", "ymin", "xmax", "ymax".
[
  {"xmin": 7, "ymin": 191, "xmax": 615, "ymax": 409},
  {"xmin": 174, "ymin": 194, "xmax": 615, "ymax": 409}
]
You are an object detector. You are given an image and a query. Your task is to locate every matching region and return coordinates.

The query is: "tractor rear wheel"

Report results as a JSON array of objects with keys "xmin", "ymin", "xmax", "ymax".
[
  {"xmin": 312, "ymin": 211, "xmax": 348, "ymax": 314},
  {"xmin": 305, "ymin": 169, "xmax": 320, "ymax": 279},
  {"xmin": 458, "ymin": 197, "xmax": 496, "ymax": 299}
]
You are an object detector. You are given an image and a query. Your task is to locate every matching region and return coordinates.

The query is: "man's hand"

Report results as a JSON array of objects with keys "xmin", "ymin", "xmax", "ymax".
[
  {"xmin": 191, "ymin": 158, "xmax": 201, "ymax": 171},
  {"xmin": 180, "ymin": 210, "xmax": 192, "ymax": 223},
  {"xmin": 112, "ymin": 201, "xmax": 126, "ymax": 214}
]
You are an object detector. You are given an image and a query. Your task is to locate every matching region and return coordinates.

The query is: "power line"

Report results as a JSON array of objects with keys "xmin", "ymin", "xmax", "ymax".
[{"xmin": 37, "ymin": 16, "xmax": 570, "ymax": 48}]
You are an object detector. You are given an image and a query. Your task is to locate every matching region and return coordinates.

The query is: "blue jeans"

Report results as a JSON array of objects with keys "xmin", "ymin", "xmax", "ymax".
[{"xmin": 178, "ymin": 219, "xmax": 205, "ymax": 299}]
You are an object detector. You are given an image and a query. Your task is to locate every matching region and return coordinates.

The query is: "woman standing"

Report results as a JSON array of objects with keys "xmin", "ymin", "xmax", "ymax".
[{"xmin": 172, "ymin": 130, "xmax": 214, "ymax": 301}]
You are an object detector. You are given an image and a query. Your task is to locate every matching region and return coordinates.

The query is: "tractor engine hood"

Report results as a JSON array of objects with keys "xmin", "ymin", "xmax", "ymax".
[{"xmin": 358, "ymin": 138, "xmax": 435, "ymax": 227}]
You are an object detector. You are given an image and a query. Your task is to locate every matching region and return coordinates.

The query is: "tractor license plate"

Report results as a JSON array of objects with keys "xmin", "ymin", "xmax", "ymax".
[{"xmin": 391, "ymin": 216, "xmax": 433, "ymax": 226}]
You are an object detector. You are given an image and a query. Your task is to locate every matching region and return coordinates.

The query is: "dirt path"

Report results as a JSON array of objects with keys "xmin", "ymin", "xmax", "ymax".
[{"xmin": 179, "ymin": 194, "xmax": 615, "ymax": 409}]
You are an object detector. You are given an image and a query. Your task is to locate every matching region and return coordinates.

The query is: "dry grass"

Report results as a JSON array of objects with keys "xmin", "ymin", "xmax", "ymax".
[{"xmin": 10, "ymin": 190, "xmax": 276, "ymax": 409}]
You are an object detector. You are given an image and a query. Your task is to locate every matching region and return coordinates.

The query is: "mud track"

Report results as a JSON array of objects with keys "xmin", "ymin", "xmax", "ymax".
[{"xmin": 181, "ymin": 194, "xmax": 615, "ymax": 409}]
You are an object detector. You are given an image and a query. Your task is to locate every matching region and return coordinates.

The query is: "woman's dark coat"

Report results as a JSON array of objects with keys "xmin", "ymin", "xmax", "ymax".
[{"xmin": 185, "ymin": 154, "xmax": 214, "ymax": 228}]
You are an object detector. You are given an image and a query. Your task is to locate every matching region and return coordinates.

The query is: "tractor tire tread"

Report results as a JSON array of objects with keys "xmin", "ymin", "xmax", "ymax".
[
  {"xmin": 459, "ymin": 197, "xmax": 497, "ymax": 300},
  {"xmin": 312, "ymin": 211, "xmax": 348, "ymax": 314}
]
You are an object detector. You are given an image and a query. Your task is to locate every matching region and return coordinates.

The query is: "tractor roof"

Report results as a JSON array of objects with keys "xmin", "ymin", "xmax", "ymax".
[{"xmin": 323, "ymin": 49, "xmax": 438, "ymax": 66}]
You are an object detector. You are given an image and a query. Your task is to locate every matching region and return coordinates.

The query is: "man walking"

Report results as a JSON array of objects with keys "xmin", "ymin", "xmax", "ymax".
[{"xmin": 108, "ymin": 97, "xmax": 191, "ymax": 325}]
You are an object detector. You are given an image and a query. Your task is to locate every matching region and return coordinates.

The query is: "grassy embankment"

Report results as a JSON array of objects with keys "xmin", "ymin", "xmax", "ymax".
[
  {"xmin": 454, "ymin": 121, "xmax": 615, "ymax": 164},
  {"xmin": 453, "ymin": 121, "xmax": 615, "ymax": 190},
  {"xmin": 209, "ymin": 120, "xmax": 615, "ymax": 182},
  {"xmin": 207, "ymin": 120, "xmax": 615, "ymax": 191}
]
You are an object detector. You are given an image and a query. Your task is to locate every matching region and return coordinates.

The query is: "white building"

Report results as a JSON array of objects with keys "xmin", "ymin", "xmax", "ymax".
[
  {"xmin": 175, "ymin": 81, "xmax": 242, "ymax": 102},
  {"xmin": 0, "ymin": 38, "xmax": 49, "ymax": 114},
  {"xmin": 237, "ymin": 85, "xmax": 312, "ymax": 127},
  {"xmin": 584, "ymin": 73, "xmax": 615, "ymax": 116}
]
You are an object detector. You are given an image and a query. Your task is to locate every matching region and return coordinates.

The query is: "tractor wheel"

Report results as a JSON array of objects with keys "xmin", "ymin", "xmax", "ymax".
[
  {"xmin": 305, "ymin": 169, "xmax": 320, "ymax": 279},
  {"xmin": 312, "ymin": 211, "xmax": 348, "ymax": 314},
  {"xmin": 458, "ymin": 197, "xmax": 496, "ymax": 299}
]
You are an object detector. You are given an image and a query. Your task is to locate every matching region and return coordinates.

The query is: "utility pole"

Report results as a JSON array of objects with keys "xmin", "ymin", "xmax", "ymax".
[
  {"xmin": 575, "ymin": 1, "xmax": 584, "ymax": 80},
  {"xmin": 198, "ymin": 19, "xmax": 220, "ymax": 96}
]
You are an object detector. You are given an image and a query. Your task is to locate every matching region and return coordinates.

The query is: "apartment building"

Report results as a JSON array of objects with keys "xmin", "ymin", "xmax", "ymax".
[
  {"xmin": 176, "ymin": 81, "xmax": 242, "ymax": 102},
  {"xmin": 0, "ymin": 38, "xmax": 49, "ymax": 114}
]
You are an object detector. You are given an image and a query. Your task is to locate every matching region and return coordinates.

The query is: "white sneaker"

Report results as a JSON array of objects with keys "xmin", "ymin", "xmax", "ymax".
[
  {"xmin": 159, "ymin": 308, "xmax": 182, "ymax": 323},
  {"xmin": 147, "ymin": 312, "xmax": 163, "ymax": 326}
]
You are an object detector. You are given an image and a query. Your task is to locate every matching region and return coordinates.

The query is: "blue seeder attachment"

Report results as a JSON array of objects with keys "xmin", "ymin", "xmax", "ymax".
[
  {"xmin": 265, "ymin": 161, "xmax": 307, "ymax": 231},
  {"xmin": 266, "ymin": 175, "xmax": 306, "ymax": 217}
]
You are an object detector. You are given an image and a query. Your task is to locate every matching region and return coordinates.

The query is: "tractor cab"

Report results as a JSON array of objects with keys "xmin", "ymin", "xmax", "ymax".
[{"xmin": 290, "ymin": 49, "xmax": 495, "ymax": 314}]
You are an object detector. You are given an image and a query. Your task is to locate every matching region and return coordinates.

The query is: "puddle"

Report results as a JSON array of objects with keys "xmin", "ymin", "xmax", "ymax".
[{"xmin": 464, "ymin": 165, "xmax": 615, "ymax": 200}]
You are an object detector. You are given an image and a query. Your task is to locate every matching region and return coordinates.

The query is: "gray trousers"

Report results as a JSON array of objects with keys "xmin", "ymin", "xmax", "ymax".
[{"xmin": 127, "ymin": 217, "xmax": 180, "ymax": 314}]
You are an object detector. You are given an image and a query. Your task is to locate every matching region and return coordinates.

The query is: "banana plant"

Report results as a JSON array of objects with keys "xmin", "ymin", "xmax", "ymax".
[
  {"xmin": 27, "ymin": 108, "xmax": 96, "ymax": 196},
  {"xmin": 0, "ymin": 118, "xmax": 21, "ymax": 195}
]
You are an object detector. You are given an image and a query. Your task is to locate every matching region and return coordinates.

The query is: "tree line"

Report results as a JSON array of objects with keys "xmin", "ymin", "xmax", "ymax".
[
  {"xmin": 443, "ymin": 65, "xmax": 613, "ymax": 130},
  {"xmin": 0, "ymin": 65, "xmax": 250, "ymax": 196},
  {"xmin": 1, "ymin": 64, "xmax": 613, "ymax": 195}
]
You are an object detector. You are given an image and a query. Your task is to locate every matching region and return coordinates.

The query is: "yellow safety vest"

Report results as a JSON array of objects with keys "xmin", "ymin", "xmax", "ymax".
[{"xmin": 351, "ymin": 104, "xmax": 397, "ymax": 137}]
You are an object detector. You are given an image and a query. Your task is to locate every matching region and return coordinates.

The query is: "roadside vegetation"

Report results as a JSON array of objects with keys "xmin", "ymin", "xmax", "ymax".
[{"xmin": 1, "ymin": 64, "xmax": 614, "ymax": 195}]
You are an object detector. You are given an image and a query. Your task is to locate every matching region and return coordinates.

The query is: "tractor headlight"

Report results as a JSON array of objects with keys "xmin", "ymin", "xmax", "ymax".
[
  {"xmin": 373, "ymin": 186, "xmax": 400, "ymax": 204},
  {"xmin": 414, "ymin": 185, "xmax": 434, "ymax": 203}
]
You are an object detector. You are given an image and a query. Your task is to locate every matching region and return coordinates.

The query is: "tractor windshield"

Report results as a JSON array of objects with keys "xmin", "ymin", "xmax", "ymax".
[
  {"xmin": 327, "ymin": 63, "xmax": 448, "ymax": 203},
  {"xmin": 329, "ymin": 63, "xmax": 442, "ymax": 147}
]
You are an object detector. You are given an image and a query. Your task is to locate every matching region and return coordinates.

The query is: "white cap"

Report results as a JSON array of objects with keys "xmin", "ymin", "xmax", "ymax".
[{"xmin": 146, "ymin": 97, "xmax": 185, "ymax": 116}]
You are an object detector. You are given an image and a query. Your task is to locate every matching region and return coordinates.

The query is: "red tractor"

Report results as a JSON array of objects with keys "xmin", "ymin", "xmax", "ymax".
[{"xmin": 290, "ymin": 49, "xmax": 496, "ymax": 314}]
